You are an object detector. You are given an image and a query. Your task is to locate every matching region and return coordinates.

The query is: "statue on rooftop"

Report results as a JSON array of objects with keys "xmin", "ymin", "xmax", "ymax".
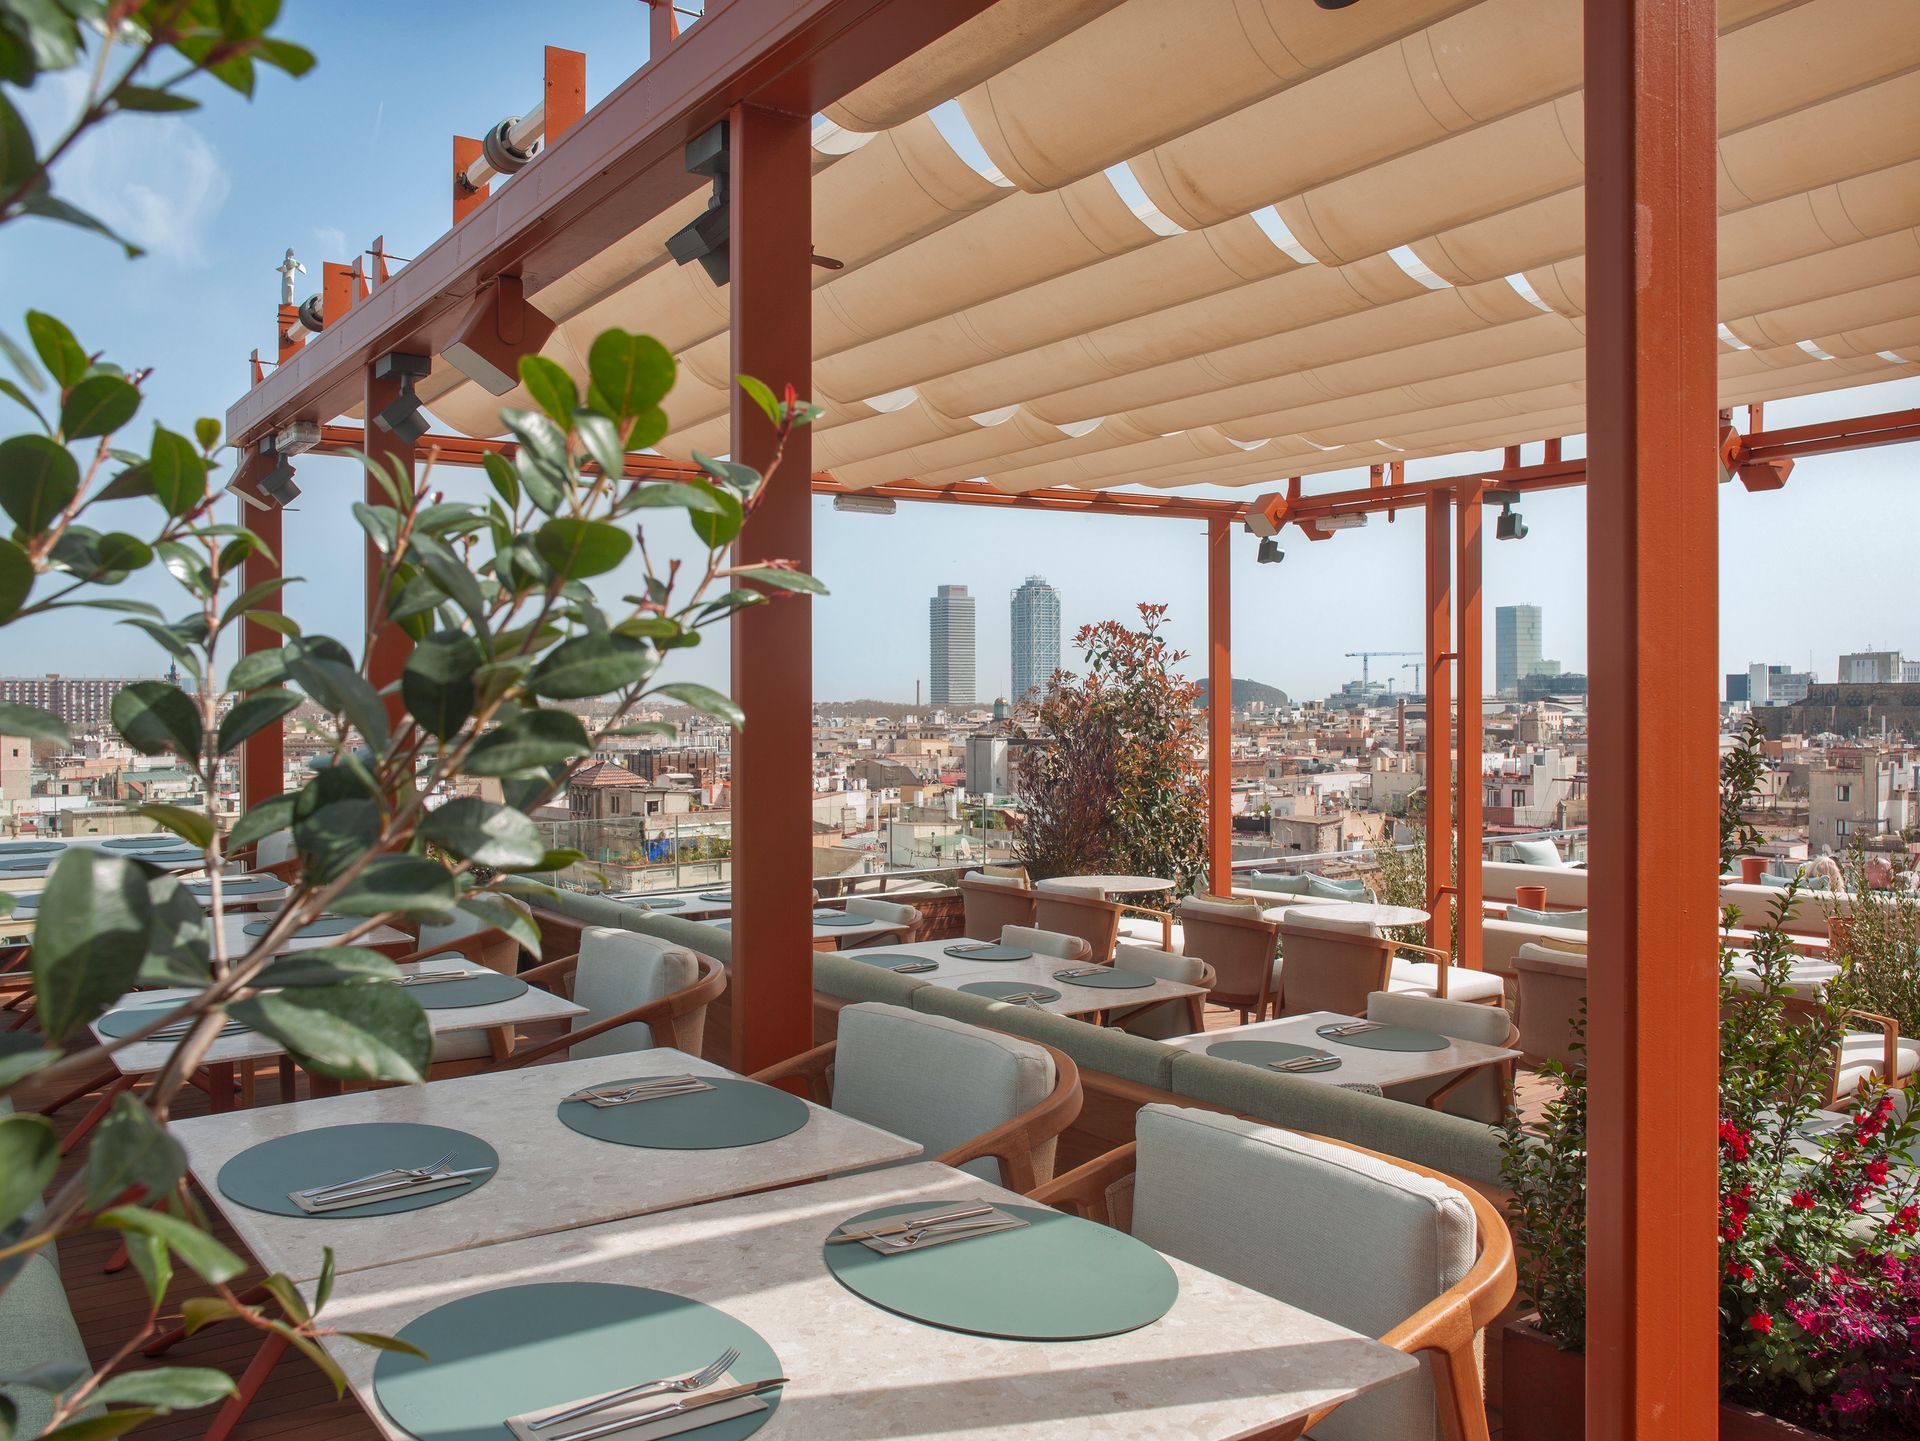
[{"xmin": 275, "ymin": 248, "xmax": 307, "ymax": 305}]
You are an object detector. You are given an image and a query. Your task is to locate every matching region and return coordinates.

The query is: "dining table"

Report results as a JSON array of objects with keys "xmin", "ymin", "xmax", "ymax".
[
  {"xmin": 1265, "ymin": 900, "xmax": 1433, "ymax": 930},
  {"xmin": 168, "ymin": 1048, "xmax": 923, "ymax": 1282},
  {"xmin": 831, "ymin": 937, "xmax": 1209, "ymax": 1022},
  {"xmin": 308, "ymin": 1160, "xmax": 1418, "ymax": 1441},
  {"xmin": 1035, "ymin": 873, "xmax": 1176, "ymax": 901},
  {"xmin": 1164, "ymin": 1009, "xmax": 1519, "ymax": 1091},
  {"xmin": 607, "ymin": 890, "xmax": 734, "ymax": 921},
  {"xmin": 710, "ymin": 908, "xmax": 911, "ymax": 951}
]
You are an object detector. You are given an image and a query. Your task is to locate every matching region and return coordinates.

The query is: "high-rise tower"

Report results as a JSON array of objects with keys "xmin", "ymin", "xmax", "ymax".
[
  {"xmin": 1010, "ymin": 575, "xmax": 1061, "ymax": 701},
  {"xmin": 929, "ymin": 584, "xmax": 976, "ymax": 705}
]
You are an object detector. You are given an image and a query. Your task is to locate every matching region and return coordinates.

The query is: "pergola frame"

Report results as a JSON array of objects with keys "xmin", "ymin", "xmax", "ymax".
[{"xmin": 223, "ymin": 4, "xmax": 1909, "ymax": 1433}]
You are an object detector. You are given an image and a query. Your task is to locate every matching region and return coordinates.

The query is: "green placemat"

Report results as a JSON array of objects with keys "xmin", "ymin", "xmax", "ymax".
[
  {"xmin": 216, "ymin": 1122, "xmax": 498, "ymax": 1220},
  {"xmin": 243, "ymin": 915, "xmax": 361, "ymax": 939},
  {"xmin": 849, "ymin": 952, "xmax": 943, "ymax": 973},
  {"xmin": 824, "ymin": 1201, "xmax": 1178, "ymax": 1341},
  {"xmin": 943, "ymin": 943, "xmax": 1032, "ymax": 962},
  {"xmin": 1315, "ymin": 1022, "xmax": 1450, "ymax": 1053},
  {"xmin": 812, "ymin": 912, "xmax": 871, "ymax": 927},
  {"xmin": 373, "ymin": 1283, "xmax": 782, "ymax": 1441},
  {"xmin": 183, "ymin": 875, "xmax": 284, "ymax": 897},
  {"xmin": 1054, "ymin": 966, "xmax": 1155, "ymax": 990},
  {"xmin": 0, "ymin": 858, "xmax": 49, "ymax": 873},
  {"xmin": 0, "ymin": 841, "xmax": 59, "ymax": 854},
  {"xmin": 959, "ymin": 981, "xmax": 1061, "ymax": 1004},
  {"xmin": 637, "ymin": 896, "xmax": 685, "ymax": 909},
  {"xmin": 699, "ymin": 891, "xmax": 733, "ymax": 902},
  {"xmin": 7, "ymin": 892, "xmax": 41, "ymax": 914},
  {"xmin": 557, "ymin": 1077, "xmax": 811, "ymax": 1151},
  {"xmin": 101, "ymin": 836, "xmax": 172, "ymax": 849},
  {"xmin": 405, "ymin": 972, "xmax": 528, "ymax": 1010},
  {"xmin": 95, "ymin": 1003, "xmax": 250, "ymax": 1040},
  {"xmin": 1208, "ymin": 1039, "xmax": 1341, "ymax": 1073}
]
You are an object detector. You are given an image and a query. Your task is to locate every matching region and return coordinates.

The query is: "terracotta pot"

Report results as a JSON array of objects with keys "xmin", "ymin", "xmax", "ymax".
[
  {"xmin": 1515, "ymin": 884, "xmax": 1549, "ymax": 911},
  {"xmin": 1501, "ymin": 1321, "xmax": 1837, "ymax": 1440},
  {"xmin": 1741, "ymin": 856, "xmax": 1768, "ymax": 884}
]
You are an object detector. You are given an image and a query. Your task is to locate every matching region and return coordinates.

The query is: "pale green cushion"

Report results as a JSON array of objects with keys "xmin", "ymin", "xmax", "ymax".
[
  {"xmin": 1511, "ymin": 840, "xmax": 1566, "ymax": 868},
  {"xmin": 1306, "ymin": 873, "xmax": 1370, "ymax": 901},
  {"xmin": 832, "ymin": 1003, "xmax": 1055, "ymax": 1185},
  {"xmin": 1165, "ymin": 1050, "xmax": 1505, "ymax": 1184},
  {"xmin": 0, "ymin": 1251, "xmax": 92, "ymax": 1435},
  {"xmin": 1240, "ymin": 873, "xmax": 1310, "ymax": 896},
  {"xmin": 1001, "ymin": 925, "xmax": 1089, "ymax": 960},
  {"xmin": 812, "ymin": 952, "xmax": 933, "ymax": 1007},
  {"xmin": 531, "ymin": 886, "xmax": 735, "ymax": 966},
  {"xmin": 1367, "ymin": 991, "xmax": 1512, "ymax": 1124},
  {"xmin": 844, "ymin": 897, "xmax": 920, "ymax": 928},
  {"xmin": 1131, "ymin": 1105, "xmax": 1475, "ymax": 1441},
  {"xmin": 1110, "ymin": 945, "xmax": 1206, "ymax": 1041},
  {"xmin": 909, "ymin": 984, "xmax": 1176, "ymax": 1090},
  {"xmin": 567, "ymin": 926, "xmax": 700, "ymax": 1058},
  {"xmin": 1504, "ymin": 906, "xmax": 1588, "ymax": 930}
]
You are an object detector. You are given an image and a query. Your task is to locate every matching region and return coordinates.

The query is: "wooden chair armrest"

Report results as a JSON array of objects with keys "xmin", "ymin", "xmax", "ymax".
[
  {"xmin": 1840, "ymin": 1007, "xmax": 1899, "ymax": 1083},
  {"xmin": 517, "ymin": 952, "xmax": 580, "ymax": 989},
  {"xmin": 502, "ymin": 955, "xmax": 726, "ymax": 1068},
  {"xmin": 391, "ymin": 932, "xmax": 500, "ymax": 969},
  {"xmin": 938, "ymin": 1048, "xmax": 1083, "ymax": 1195},
  {"xmin": 1393, "ymin": 941, "xmax": 1453, "ymax": 962},
  {"xmin": 748, "ymin": 1039, "xmax": 838, "ymax": 1106},
  {"xmin": 1029, "ymin": 1143, "xmax": 1137, "ymax": 1225}
]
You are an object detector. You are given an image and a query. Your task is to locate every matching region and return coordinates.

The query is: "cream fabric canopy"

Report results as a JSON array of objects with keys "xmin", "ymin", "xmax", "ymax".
[{"xmin": 417, "ymin": 0, "xmax": 1920, "ymax": 494}]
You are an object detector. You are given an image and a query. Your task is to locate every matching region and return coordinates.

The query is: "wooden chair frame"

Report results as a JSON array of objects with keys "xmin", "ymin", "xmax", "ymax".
[
  {"xmin": 958, "ymin": 874, "xmax": 1039, "ymax": 941},
  {"xmin": 1179, "ymin": 904, "xmax": 1283, "ymax": 1021},
  {"xmin": 1109, "ymin": 956, "xmax": 1218, "ymax": 1039},
  {"xmin": 496, "ymin": 951, "xmax": 728, "ymax": 1068},
  {"xmin": 1419, "ymin": 1015, "xmax": 1522, "ymax": 1125},
  {"xmin": 1033, "ymin": 1132, "xmax": 1515, "ymax": 1441},
  {"xmin": 1033, "ymin": 889, "xmax": 1124, "ymax": 964},
  {"xmin": 751, "ymin": 1034, "xmax": 1083, "ymax": 1194},
  {"xmin": 1777, "ymin": 994, "xmax": 1906, "ymax": 1109},
  {"xmin": 393, "ymin": 922, "xmax": 526, "ymax": 976}
]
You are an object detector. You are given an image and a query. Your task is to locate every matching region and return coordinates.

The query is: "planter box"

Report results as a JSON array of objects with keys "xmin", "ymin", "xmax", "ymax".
[{"xmin": 1501, "ymin": 1320, "xmax": 1834, "ymax": 1441}]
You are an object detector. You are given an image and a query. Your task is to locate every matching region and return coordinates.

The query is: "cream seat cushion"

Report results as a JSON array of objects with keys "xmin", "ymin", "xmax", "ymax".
[
  {"xmin": 1835, "ymin": 1033, "xmax": 1920, "ymax": 1098},
  {"xmin": 1000, "ymin": 925, "xmax": 1089, "ymax": 961},
  {"xmin": 1388, "ymin": 960, "xmax": 1507, "ymax": 1004},
  {"xmin": 1111, "ymin": 944, "xmax": 1208, "ymax": 1041},
  {"xmin": 566, "ymin": 925, "xmax": 701, "ymax": 1059},
  {"xmin": 845, "ymin": 897, "xmax": 920, "ymax": 928},
  {"xmin": 1129, "ymin": 1104, "xmax": 1475, "ymax": 1441},
  {"xmin": 831, "ymin": 1002, "xmax": 1056, "ymax": 1184}
]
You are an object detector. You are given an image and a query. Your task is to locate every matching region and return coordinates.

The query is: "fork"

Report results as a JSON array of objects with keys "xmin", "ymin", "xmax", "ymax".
[
  {"xmin": 1056, "ymin": 966, "xmax": 1108, "ymax": 979},
  {"xmin": 1324, "ymin": 1021, "xmax": 1382, "ymax": 1037},
  {"xmin": 298, "ymin": 1151, "xmax": 455, "ymax": 1200},
  {"xmin": 873, "ymin": 1216, "xmax": 1024, "ymax": 1252},
  {"xmin": 533, "ymin": 1346, "xmax": 742, "ymax": 1431}
]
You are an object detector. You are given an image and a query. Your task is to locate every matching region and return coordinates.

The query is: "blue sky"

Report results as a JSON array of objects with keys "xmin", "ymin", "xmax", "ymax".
[{"xmin": 3, "ymin": 1, "xmax": 1916, "ymax": 705}]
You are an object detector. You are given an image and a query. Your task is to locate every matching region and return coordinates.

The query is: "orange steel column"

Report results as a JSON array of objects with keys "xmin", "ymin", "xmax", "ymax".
[
  {"xmin": 362, "ymin": 364, "xmax": 415, "ymax": 720},
  {"xmin": 1453, "ymin": 482, "xmax": 1484, "ymax": 969},
  {"xmin": 1424, "ymin": 491, "xmax": 1453, "ymax": 952},
  {"xmin": 727, "ymin": 102, "xmax": 815, "ymax": 1074},
  {"xmin": 1583, "ymin": 0, "xmax": 1721, "ymax": 1435},
  {"xmin": 1206, "ymin": 516, "xmax": 1232, "ymax": 895},
  {"xmin": 239, "ymin": 498, "xmax": 284, "ymax": 815}
]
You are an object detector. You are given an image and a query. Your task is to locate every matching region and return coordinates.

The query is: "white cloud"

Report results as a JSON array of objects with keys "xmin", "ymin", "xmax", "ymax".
[{"xmin": 22, "ymin": 71, "xmax": 230, "ymax": 266}]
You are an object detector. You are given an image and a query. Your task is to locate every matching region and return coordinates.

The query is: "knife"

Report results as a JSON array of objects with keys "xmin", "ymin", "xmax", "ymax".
[
  {"xmin": 302, "ymin": 1165, "xmax": 492, "ymax": 1206},
  {"xmin": 545, "ymin": 1377, "xmax": 788, "ymax": 1441},
  {"xmin": 889, "ymin": 960, "xmax": 937, "ymax": 973},
  {"xmin": 827, "ymin": 1203, "xmax": 992, "ymax": 1243}
]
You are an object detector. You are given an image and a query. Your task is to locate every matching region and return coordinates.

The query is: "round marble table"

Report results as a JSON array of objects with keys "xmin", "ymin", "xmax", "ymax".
[
  {"xmin": 1287, "ymin": 901, "xmax": 1431, "ymax": 929},
  {"xmin": 1036, "ymin": 874, "xmax": 1175, "ymax": 900}
]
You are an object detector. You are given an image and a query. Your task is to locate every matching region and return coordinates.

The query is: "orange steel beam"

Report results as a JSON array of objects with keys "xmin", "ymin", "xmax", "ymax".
[
  {"xmin": 727, "ymin": 102, "xmax": 816, "ymax": 1075},
  {"xmin": 227, "ymin": 0, "xmax": 1002, "ymax": 448},
  {"xmin": 452, "ymin": 136, "xmax": 489, "ymax": 223},
  {"xmin": 239, "ymin": 496, "xmax": 284, "ymax": 816},
  {"xmin": 1206, "ymin": 516, "xmax": 1232, "ymax": 895},
  {"xmin": 362, "ymin": 364, "xmax": 416, "ymax": 721},
  {"xmin": 545, "ymin": 46, "xmax": 587, "ymax": 141},
  {"xmin": 1583, "ymin": 0, "xmax": 1721, "ymax": 1433},
  {"xmin": 1424, "ymin": 491, "xmax": 1454, "ymax": 954},
  {"xmin": 1453, "ymin": 481, "xmax": 1485, "ymax": 971}
]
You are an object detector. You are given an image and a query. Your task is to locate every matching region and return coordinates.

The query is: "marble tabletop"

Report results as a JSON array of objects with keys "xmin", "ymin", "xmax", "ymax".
[
  {"xmin": 1036, "ymin": 874, "xmax": 1175, "ymax": 898},
  {"xmin": 606, "ymin": 891, "xmax": 732, "ymax": 920},
  {"xmin": 1273, "ymin": 902, "xmax": 1431, "ymax": 930},
  {"xmin": 833, "ymin": 938, "xmax": 1208, "ymax": 1021},
  {"xmin": 171, "ymin": 1049, "xmax": 920, "ymax": 1282},
  {"xmin": 213, "ymin": 910, "xmax": 414, "ymax": 958},
  {"xmin": 95, "ymin": 957, "xmax": 584, "ymax": 1077},
  {"xmin": 312, "ymin": 1160, "xmax": 1415, "ymax": 1441},
  {"xmin": 711, "ymin": 912, "xmax": 907, "ymax": 948},
  {"xmin": 1166, "ymin": 1010, "xmax": 1519, "ymax": 1089}
]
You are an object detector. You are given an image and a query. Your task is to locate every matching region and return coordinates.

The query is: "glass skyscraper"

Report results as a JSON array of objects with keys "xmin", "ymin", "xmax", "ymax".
[
  {"xmin": 1496, "ymin": 604, "xmax": 1544, "ymax": 697},
  {"xmin": 1009, "ymin": 575, "xmax": 1061, "ymax": 701},
  {"xmin": 928, "ymin": 584, "xmax": 976, "ymax": 705}
]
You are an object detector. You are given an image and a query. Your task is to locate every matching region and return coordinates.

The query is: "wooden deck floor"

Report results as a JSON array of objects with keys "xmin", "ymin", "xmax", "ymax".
[{"xmin": 16, "ymin": 993, "xmax": 1541, "ymax": 1440}]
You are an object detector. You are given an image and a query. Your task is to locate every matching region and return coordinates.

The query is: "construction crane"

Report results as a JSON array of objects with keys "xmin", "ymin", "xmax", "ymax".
[
  {"xmin": 1344, "ymin": 650, "xmax": 1420, "ymax": 687},
  {"xmin": 1402, "ymin": 660, "xmax": 1424, "ymax": 694}
]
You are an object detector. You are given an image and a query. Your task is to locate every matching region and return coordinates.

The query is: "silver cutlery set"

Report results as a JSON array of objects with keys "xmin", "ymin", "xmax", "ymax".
[
  {"xmin": 1320, "ymin": 1021, "xmax": 1385, "ymax": 1037},
  {"xmin": 826, "ymin": 1200, "xmax": 1030, "ymax": 1254},
  {"xmin": 1270, "ymin": 1053, "xmax": 1339, "ymax": 1073},
  {"xmin": 510, "ymin": 1346, "xmax": 786, "ymax": 1441},
  {"xmin": 887, "ymin": 959, "xmax": 938, "ymax": 973},
  {"xmin": 288, "ymin": 1152, "xmax": 494, "ymax": 1213},
  {"xmin": 565, "ymin": 1075, "xmax": 715, "ymax": 1108}
]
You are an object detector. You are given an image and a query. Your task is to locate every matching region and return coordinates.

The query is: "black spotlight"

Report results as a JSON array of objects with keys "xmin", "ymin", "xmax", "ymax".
[
  {"xmin": 255, "ymin": 437, "xmax": 300, "ymax": 507},
  {"xmin": 1257, "ymin": 537, "xmax": 1285, "ymax": 565},
  {"xmin": 371, "ymin": 352, "xmax": 432, "ymax": 446},
  {"xmin": 666, "ymin": 122, "xmax": 731, "ymax": 286},
  {"xmin": 1489, "ymin": 489, "xmax": 1528, "ymax": 541}
]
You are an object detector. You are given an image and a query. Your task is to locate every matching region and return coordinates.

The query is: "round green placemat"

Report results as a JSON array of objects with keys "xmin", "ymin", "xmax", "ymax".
[
  {"xmin": 1208, "ymin": 1039, "xmax": 1341, "ymax": 1073},
  {"xmin": 243, "ymin": 914, "xmax": 360, "ymax": 939},
  {"xmin": 95, "ymin": 1003, "xmax": 251, "ymax": 1039},
  {"xmin": 101, "ymin": 836, "xmax": 173, "ymax": 849},
  {"xmin": 0, "ymin": 858, "xmax": 50, "ymax": 873},
  {"xmin": 848, "ymin": 952, "xmax": 943, "ymax": 972},
  {"xmin": 699, "ymin": 891, "xmax": 732, "ymax": 902},
  {"xmin": 8, "ymin": 891, "xmax": 41, "ymax": 914},
  {"xmin": 0, "ymin": 841, "xmax": 59, "ymax": 854},
  {"xmin": 637, "ymin": 896, "xmax": 685, "ymax": 909},
  {"xmin": 1315, "ymin": 1022, "xmax": 1450, "ymax": 1053},
  {"xmin": 812, "ymin": 912, "xmax": 870, "ymax": 927},
  {"xmin": 959, "ymin": 981, "xmax": 1061, "ymax": 1003},
  {"xmin": 406, "ymin": 972, "xmax": 528, "ymax": 1010},
  {"xmin": 557, "ymin": 1077, "xmax": 811, "ymax": 1151},
  {"xmin": 824, "ymin": 1201, "xmax": 1178, "ymax": 1341},
  {"xmin": 183, "ymin": 875, "xmax": 284, "ymax": 897},
  {"xmin": 942, "ymin": 943, "xmax": 1032, "ymax": 962},
  {"xmin": 216, "ymin": 1122, "xmax": 498, "ymax": 1220},
  {"xmin": 1053, "ymin": 966, "xmax": 1155, "ymax": 990},
  {"xmin": 141, "ymin": 849, "xmax": 205, "ymax": 865},
  {"xmin": 372, "ymin": 1283, "xmax": 782, "ymax": 1441}
]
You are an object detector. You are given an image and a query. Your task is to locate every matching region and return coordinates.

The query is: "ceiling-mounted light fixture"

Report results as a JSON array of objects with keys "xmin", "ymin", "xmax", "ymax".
[
  {"xmin": 371, "ymin": 352, "xmax": 432, "ymax": 446},
  {"xmin": 274, "ymin": 420, "xmax": 322, "ymax": 456},
  {"xmin": 255, "ymin": 437, "xmax": 300, "ymax": 507},
  {"xmin": 667, "ymin": 122, "xmax": 732, "ymax": 286},
  {"xmin": 1489, "ymin": 489, "xmax": 1528, "ymax": 540},
  {"xmin": 832, "ymin": 493, "xmax": 897, "ymax": 516},
  {"xmin": 1256, "ymin": 537, "xmax": 1285, "ymax": 565},
  {"xmin": 1317, "ymin": 513, "xmax": 1368, "ymax": 531},
  {"xmin": 443, "ymin": 275, "xmax": 555, "ymax": 394}
]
